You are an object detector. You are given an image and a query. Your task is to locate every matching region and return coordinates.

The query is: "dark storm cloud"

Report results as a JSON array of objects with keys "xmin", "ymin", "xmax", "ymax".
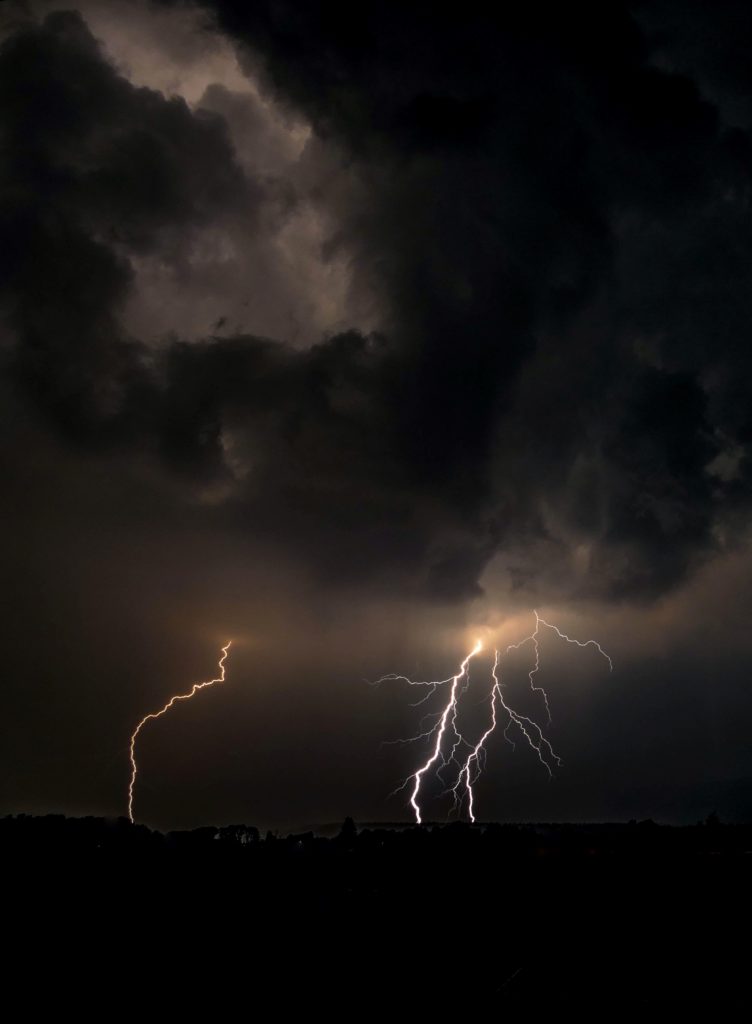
[
  {"xmin": 637, "ymin": 0, "xmax": 752, "ymax": 129},
  {"xmin": 0, "ymin": 9, "xmax": 259, "ymax": 439},
  {"xmin": 3, "ymin": 2, "xmax": 752, "ymax": 601},
  {"xmin": 165, "ymin": 0, "xmax": 752, "ymax": 598}
]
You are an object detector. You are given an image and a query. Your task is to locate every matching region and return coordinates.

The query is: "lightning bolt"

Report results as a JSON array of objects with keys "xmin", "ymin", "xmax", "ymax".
[
  {"xmin": 381, "ymin": 613, "xmax": 611, "ymax": 823},
  {"xmin": 401, "ymin": 640, "xmax": 482, "ymax": 825},
  {"xmin": 457, "ymin": 649, "xmax": 562, "ymax": 822},
  {"xmin": 127, "ymin": 640, "xmax": 232, "ymax": 824}
]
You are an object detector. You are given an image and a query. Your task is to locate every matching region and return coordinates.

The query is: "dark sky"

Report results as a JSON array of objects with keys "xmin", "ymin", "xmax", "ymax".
[{"xmin": 2, "ymin": 0, "xmax": 751, "ymax": 830}]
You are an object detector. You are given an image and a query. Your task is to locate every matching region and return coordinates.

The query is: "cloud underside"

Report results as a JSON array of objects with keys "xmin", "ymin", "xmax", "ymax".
[{"xmin": 3, "ymin": 3, "xmax": 752, "ymax": 603}]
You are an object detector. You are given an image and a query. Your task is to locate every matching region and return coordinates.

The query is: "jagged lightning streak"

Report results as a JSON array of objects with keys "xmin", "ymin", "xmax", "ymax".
[
  {"xmin": 458, "ymin": 650, "xmax": 562, "ymax": 822},
  {"xmin": 382, "ymin": 613, "xmax": 611, "ymax": 823},
  {"xmin": 505, "ymin": 609, "xmax": 612, "ymax": 724},
  {"xmin": 535, "ymin": 612, "xmax": 613, "ymax": 671},
  {"xmin": 407, "ymin": 640, "xmax": 481, "ymax": 825},
  {"xmin": 378, "ymin": 641, "xmax": 482, "ymax": 825},
  {"xmin": 127, "ymin": 641, "xmax": 232, "ymax": 823}
]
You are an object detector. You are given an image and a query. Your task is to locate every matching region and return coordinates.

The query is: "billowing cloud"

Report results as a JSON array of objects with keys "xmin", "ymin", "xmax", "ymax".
[
  {"xmin": 2, "ymin": 1, "xmax": 752, "ymax": 826},
  {"xmin": 3, "ymin": 3, "xmax": 751, "ymax": 603}
]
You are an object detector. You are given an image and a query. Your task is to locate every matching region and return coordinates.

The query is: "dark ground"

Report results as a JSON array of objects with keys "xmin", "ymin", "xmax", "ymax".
[{"xmin": 4, "ymin": 814, "xmax": 749, "ymax": 1011}]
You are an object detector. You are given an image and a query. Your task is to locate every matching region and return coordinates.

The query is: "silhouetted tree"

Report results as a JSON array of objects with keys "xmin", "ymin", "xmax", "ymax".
[{"xmin": 338, "ymin": 816, "xmax": 357, "ymax": 846}]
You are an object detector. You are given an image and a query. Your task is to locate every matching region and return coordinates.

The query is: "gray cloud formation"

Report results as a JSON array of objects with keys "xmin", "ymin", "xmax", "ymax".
[{"xmin": 2, "ymin": 2, "xmax": 752, "ymax": 604}]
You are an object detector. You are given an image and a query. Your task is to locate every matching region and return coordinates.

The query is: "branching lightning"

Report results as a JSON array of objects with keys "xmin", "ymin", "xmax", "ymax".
[
  {"xmin": 379, "ymin": 612, "xmax": 611, "ymax": 823},
  {"xmin": 127, "ymin": 641, "xmax": 232, "ymax": 823},
  {"xmin": 403, "ymin": 640, "xmax": 481, "ymax": 825}
]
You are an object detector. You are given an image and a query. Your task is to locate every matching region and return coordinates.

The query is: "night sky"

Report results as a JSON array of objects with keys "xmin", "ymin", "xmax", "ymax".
[{"xmin": 2, "ymin": 0, "xmax": 751, "ymax": 831}]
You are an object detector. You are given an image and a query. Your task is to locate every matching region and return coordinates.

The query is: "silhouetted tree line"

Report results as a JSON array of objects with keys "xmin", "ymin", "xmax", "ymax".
[
  {"xmin": 4, "ymin": 809, "xmax": 750, "ymax": 1013},
  {"xmin": 2, "ymin": 811, "xmax": 750, "ymax": 861}
]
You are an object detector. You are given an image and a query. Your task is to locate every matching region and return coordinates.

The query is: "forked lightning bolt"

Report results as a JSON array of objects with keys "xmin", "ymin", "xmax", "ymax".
[
  {"xmin": 380, "ymin": 612, "xmax": 611, "ymax": 823},
  {"xmin": 127, "ymin": 641, "xmax": 232, "ymax": 823},
  {"xmin": 403, "ymin": 640, "xmax": 481, "ymax": 825}
]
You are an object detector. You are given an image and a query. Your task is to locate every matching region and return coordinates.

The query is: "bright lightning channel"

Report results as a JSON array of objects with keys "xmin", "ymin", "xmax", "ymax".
[
  {"xmin": 127, "ymin": 641, "xmax": 232, "ymax": 824},
  {"xmin": 405, "ymin": 640, "xmax": 481, "ymax": 825},
  {"xmin": 380, "ymin": 612, "xmax": 611, "ymax": 824}
]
